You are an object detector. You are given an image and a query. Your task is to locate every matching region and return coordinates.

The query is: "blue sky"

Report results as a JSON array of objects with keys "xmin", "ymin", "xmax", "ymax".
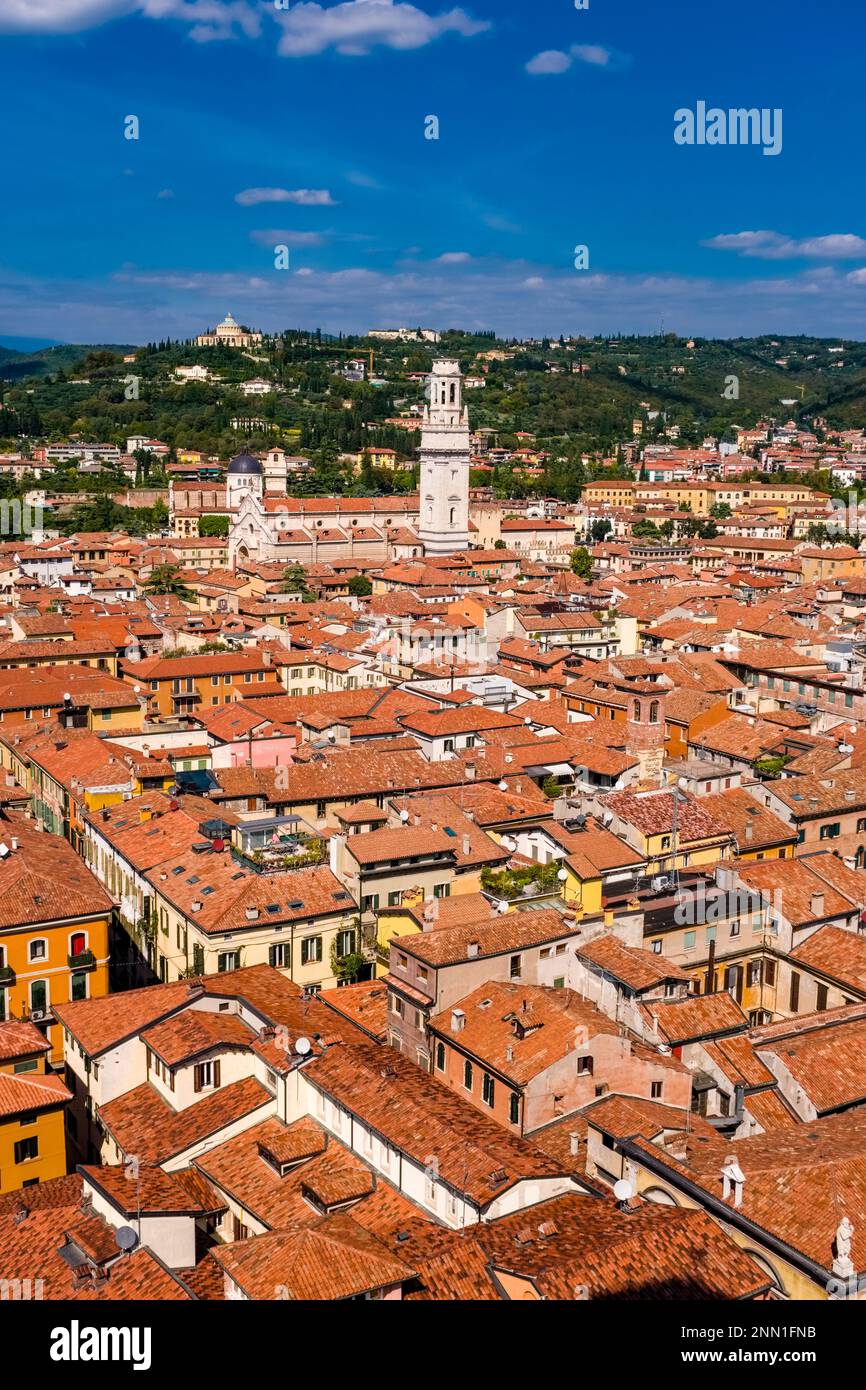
[{"xmin": 2, "ymin": 0, "xmax": 866, "ymax": 343}]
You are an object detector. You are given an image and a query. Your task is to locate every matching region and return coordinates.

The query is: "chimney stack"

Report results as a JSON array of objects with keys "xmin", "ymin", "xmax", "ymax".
[
  {"xmin": 810, "ymin": 891, "xmax": 825, "ymax": 919},
  {"xmin": 722, "ymin": 1155, "xmax": 745, "ymax": 1208}
]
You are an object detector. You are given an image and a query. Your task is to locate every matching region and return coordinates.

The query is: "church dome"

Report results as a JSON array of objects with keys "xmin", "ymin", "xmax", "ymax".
[{"xmin": 227, "ymin": 452, "xmax": 263, "ymax": 476}]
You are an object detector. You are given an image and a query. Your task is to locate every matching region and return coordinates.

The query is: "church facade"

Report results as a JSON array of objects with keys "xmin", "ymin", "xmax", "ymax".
[{"xmin": 227, "ymin": 359, "xmax": 472, "ymax": 569}]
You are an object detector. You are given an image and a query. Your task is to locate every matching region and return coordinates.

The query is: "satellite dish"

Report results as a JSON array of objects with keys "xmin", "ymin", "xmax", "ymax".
[
  {"xmin": 294, "ymin": 1036, "xmax": 312, "ymax": 1056},
  {"xmin": 0, "ymin": 844, "xmax": 9, "ymax": 859},
  {"xmin": 497, "ymin": 899, "xmax": 509, "ymax": 914},
  {"xmin": 613, "ymin": 1178, "xmax": 635, "ymax": 1203},
  {"xmin": 115, "ymin": 1225, "xmax": 138, "ymax": 1252},
  {"xmin": 557, "ymin": 867, "xmax": 568, "ymax": 882},
  {"xmin": 399, "ymin": 809, "xmax": 409, "ymax": 822},
  {"xmin": 498, "ymin": 780, "xmax": 508, "ymax": 791}
]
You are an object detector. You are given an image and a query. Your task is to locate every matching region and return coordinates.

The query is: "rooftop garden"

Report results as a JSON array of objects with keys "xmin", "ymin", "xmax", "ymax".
[{"xmin": 481, "ymin": 860, "xmax": 564, "ymax": 901}]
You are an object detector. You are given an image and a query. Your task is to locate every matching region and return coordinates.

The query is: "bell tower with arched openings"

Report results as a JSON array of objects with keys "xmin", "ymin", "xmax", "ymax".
[
  {"xmin": 625, "ymin": 679, "xmax": 668, "ymax": 785},
  {"xmin": 417, "ymin": 358, "xmax": 470, "ymax": 555}
]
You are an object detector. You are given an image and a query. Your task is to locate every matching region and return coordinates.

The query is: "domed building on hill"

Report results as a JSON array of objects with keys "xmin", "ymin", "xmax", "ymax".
[{"xmin": 196, "ymin": 313, "xmax": 263, "ymax": 349}]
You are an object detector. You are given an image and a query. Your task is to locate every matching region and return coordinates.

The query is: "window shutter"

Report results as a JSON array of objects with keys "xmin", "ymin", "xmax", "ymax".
[
  {"xmin": 213, "ymin": 1059, "xmax": 221, "ymax": 1088},
  {"xmin": 193, "ymin": 1065, "xmax": 202, "ymax": 1093}
]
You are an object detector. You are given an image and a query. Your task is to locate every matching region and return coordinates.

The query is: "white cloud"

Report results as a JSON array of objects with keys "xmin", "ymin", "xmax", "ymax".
[
  {"xmin": 703, "ymin": 230, "xmax": 866, "ymax": 261},
  {"xmin": 526, "ymin": 41, "xmax": 628, "ymax": 75},
  {"xmin": 525, "ymin": 49, "xmax": 571, "ymax": 75},
  {"xmin": 0, "ymin": 0, "xmax": 259, "ymax": 38},
  {"xmin": 272, "ymin": 1, "xmax": 489, "ymax": 58},
  {"xmin": 235, "ymin": 187, "xmax": 337, "ymax": 206},
  {"xmin": 13, "ymin": 256, "xmax": 866, "ymax": 345},
  {"xmin": 157, "ymin": 188, "xmax": 175, "ymax": 199},
  {"xmin": 434, "ymin": 251, "xmax": 472, "ymax": 263},
  {"xmin": 347, "ymin": 170, "xmax": 383, "ymax": 189},
  {"xmin": 483, "ymin": 212, "xmax": 521, "ymax": 234},
  {"xmin": 249, "ymin": 229, "xmax": 326, "ymax": 246},
  {"xmin": 0, "ymin": 0, "xmax": 133, "ymax": 31}
]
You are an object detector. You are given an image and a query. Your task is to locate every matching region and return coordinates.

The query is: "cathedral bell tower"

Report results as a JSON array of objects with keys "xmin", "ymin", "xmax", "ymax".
[{"xmin": 417, "ymin": 359, "xmax": 471, "ymax": 556}]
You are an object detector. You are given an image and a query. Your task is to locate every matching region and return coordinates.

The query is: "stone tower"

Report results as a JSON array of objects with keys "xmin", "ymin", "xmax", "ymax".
[
  {"xmin": 417, "ymin": 359, "xmax": 470, "ymax": 555},
  {"xmin": 625, "ymin": 679, "xmax": 668, "ymax": 786}
]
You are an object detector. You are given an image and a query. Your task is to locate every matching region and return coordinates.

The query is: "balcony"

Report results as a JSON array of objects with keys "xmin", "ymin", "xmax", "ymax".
[
  {"xmin": 0, "ymin": 964, "xmax": 15, "ymax": 985},
  {"xmin": 68, "ymin": 949, "xmax": 96, "ymax": 971}
]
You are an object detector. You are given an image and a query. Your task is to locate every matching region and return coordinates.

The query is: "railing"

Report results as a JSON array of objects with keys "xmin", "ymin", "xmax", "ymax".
[{"xmin": 68, "ymin": 949, "xmax": 96, "ymax": 970}]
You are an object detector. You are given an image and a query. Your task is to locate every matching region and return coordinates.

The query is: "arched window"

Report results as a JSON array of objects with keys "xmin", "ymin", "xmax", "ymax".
[
  {"xmin": 449, "ymin": 507, "xmax": 456, "ymax": 526},
  {"xmin": 632, "ymin": 700, "xmax": 640, "ymax": 721},
  {"xmin": 643, "ymin": 1186, "xmax": 679, "ymax": 1206},
  {"xmin": 450, "ymin": 383, "xmax": 456, "ymax": 403},
  {"xmin": 70, "ymin": 931, "xmax": 86, "ymax": 957},
  {"xmin": 649, "ymin": 701, "xmax": 659, "ymax": 724},
  {"xmin": 741, "ymin": 1250, "xmax": 786, "ymax": 1297}
]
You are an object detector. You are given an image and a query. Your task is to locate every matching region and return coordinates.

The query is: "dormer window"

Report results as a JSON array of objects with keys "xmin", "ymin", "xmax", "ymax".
[{"xmin": 193, "ymin": 1060, "xmax": 220, "ymax": 1092}]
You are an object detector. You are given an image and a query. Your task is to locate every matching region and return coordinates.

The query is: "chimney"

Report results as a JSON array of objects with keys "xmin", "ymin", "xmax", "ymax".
[
  {"xmin": 466, "ymin": 941, "xmax": 479, "ymax": 958},
  {"xmin": 9, "ymin": 837, "xmax": 16, "ymax": 852},
  {"xmin": 721, "ymin": 1155, "xmax": 745, "ymax": 1208},
  {"xmin": 505, "ymin": 1044, "xmax": 514, "ymax": 1062},
  {"xmin": 462, "ymin": 834, "xmax": 471, "ymax": 856},
  {"xmin": 569, "ymin": 1132, "xmax": 580, "ymax": 1157},
  {"xmin": 744, "ymin": 823, "xmax": 753, "ymax": 843},
  {"xmin": 810, "ymin": 891, "xmax": 825, "ymax": 919},
  {"xmin": 664, "ymin": 1131, "xmax": 689, "ymax": 1160},
  {"xmin": 846, "ymin": 787, "xmax": 856, "ymax": 802},
  {"xmin": 451, "ymin": 1008, "xmax": 465, "ymax": 1032}
]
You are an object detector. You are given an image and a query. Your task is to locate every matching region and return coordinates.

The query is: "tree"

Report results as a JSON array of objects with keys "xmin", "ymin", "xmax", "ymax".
[
  {"xmin": 280, "ymin": 562, "xmax": 311, "ymax": 598},
  {"xmin": 330, "ymin": 919, "xmax": 369, "ymax": 984},
  {"xmin": 542, "ymin": 774, "xmax": 561, "ymax": 799},
  {"xmin": 570, "ymin": 546, "xmax": 593, "ymax": 580},
  {"xmin": 199, "ymin": 515, "xmax": 230, "ymax": 538},
  {"xmin": 709, "ymin": 502, "xmax": 732, "ymax": 519},
  {"xmin": 143, "ymin": 564, "xmax": 193, "ymax": 600},
  {"xmin": 347, "ymin": 573, "xmax": 372, "ymax": 597},
  {"xmin": 493, "ymin": 539, "xmax": 506, "ymax": 550},
  {"xmin": 589, "ymin": 519, "xmax": 612, "ymax": 542}
]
